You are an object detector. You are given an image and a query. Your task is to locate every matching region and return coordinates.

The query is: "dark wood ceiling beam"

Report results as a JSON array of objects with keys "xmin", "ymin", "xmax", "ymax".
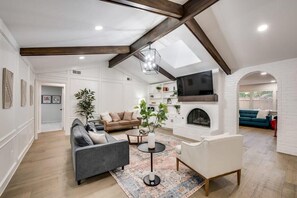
[
  {"xmin": 20, "ymin": 46, "xmax": 130, "ymax": 56},
  {"xmin": 100, "ymin": 0, "xmax": 183, "ymax": 18},
  {"xmin": 134, "ymin": 52, "xmax": 176, "ymax": 81},
  {"xmin": 185, "ymin": 18, "xmax": 231, "ymax": 74},
  {"xmin": 108, "ymin": 0, "xmax": 219, "ymax": 68}
]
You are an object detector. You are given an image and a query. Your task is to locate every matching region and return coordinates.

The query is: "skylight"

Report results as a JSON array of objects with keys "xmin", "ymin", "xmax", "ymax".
[{"xmin": 159, "ymin": 40, "xmax": 201, "ymax": 69}]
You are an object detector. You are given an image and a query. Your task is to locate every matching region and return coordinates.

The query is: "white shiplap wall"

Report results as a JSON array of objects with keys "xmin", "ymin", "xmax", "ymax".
[{"xmin": 223, "ymin": 58, "xmax": 297, "ymax": 156}]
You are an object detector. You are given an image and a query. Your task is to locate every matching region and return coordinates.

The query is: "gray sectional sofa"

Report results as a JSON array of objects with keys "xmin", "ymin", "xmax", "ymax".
[{"xmin": 70, "ymin": 119, "xmax": 129, "ymax": 185}]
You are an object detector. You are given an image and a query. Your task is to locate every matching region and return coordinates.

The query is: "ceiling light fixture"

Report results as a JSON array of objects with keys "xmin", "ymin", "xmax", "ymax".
[
  {"xmin": 140, "ymin": 43, "xmax": 161, "ymax": 75},
  {"xmin": 79, "ymin": 56, "xmax": 85, "ymax": 60},
  {"xmin": 260, "ymin": 72, "xmax": 267, "ymax": 75},
  {"xmin": 270, "ymin": 80, "xmax": 276, "ymax": 83},
  {"xmin": 257, "ymin": 24, "xmax": 268, "ymax": 32},
  {"xmin": 95, "ymin": 25, "xmax": 103, "ymax": 31}
]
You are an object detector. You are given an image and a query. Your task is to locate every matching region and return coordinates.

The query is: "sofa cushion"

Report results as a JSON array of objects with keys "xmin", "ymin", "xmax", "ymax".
[
  {"xmin": 73, "ymin": 125, "xmax": 94, "ymax": 147},
  {"xmin": 239, "ymin": 117, "xmax": 252, "ymax": 121},
  {"xmin": 131, "ymin": 109, "xmax": 139, "ymax": 120},
  {"xmin": 123, "ymin": 111, "xmax": 133, "ymax": 121},
  {"xmin": 85, "ymin": 122, "xmax": 97, "ymax": 132},
  {"xmin": 118, "ymin": 112, "xmax": 124, "ymax": 120},
  {"xmin": 240, "ymin": 113, "xmax": 256, "ymax": 118},
  {"xmin": 88, "ymin": 132, "xmax": 107, "ymax": 144},
  {"xmin": 119, "ymin": 120, "xmax": 132, "ymax": 125},
  {"xmin": 251, "ymin": 118, "xmax": 267, "ymax": 123},
  {"xmin": 109, "ymin": 112, "xmax": 121, "ymax": 122},
  {"xmin": 130, "ymin": 119, "xmax": 140, "ymax": 124},
  {"xmin": 100, "ymin": 112, "xmax": 112, "ymax": 123},
  {"xmin": 107, "ymin": 122, "xmax": 120, "ymax": 126}
]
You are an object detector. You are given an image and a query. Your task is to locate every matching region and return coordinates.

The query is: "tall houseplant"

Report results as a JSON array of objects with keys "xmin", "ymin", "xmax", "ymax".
[
  {"xmin": 74, "ymin": 88, "xmax": 95, "ymax": 124},
  {"xmin": 136, "ymin": 99, "xmax": 168, "ymax": 149}
]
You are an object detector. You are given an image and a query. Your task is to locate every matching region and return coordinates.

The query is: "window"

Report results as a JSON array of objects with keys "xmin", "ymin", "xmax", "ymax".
[{"xmin": 239, "ymin": 91, "xmax": 273, "ymax": 110}]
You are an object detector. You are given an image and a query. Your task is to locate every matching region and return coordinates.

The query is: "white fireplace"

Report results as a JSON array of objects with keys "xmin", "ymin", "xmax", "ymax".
[{"xmin": 173, "ymin": 103, "xmax": 221, "ymax": 141}]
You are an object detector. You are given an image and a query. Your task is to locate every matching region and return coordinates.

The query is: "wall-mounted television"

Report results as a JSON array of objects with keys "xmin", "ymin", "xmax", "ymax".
[{"xmin": 177, "ymin": 71, "xmax": 214, "ymax": 96}]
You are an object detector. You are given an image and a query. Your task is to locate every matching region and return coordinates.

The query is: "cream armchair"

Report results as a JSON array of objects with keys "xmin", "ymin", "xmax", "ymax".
[{"xmin": 176, "ymin": 134, "xmax": 243, "ymax": 196}]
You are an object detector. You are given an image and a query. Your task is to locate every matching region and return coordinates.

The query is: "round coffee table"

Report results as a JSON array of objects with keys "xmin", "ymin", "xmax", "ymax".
[
  {"xmin": 125, "ymin": 129, "xmax": 148, "ymax": 145},
  {"xmin": 138, "ymin": 142, "xmax": 166, "ymax": 186}
]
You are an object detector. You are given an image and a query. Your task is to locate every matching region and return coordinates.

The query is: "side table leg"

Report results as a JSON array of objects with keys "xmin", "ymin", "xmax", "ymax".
[{"xmin": 127, "ymin": 135, "xmax": 131, "ymax": 144}]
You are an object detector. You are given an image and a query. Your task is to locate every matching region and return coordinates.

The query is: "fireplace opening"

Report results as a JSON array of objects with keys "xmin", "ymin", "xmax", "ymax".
[{"xmin": 187, "ymin": 108, "xmax": 210, "ymax": 127}]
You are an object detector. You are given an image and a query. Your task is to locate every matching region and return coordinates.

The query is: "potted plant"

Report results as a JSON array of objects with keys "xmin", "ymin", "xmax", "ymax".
[
  {"xmin": 156, "ymin": 85, "xmax": 162, "ymax": 92},
  {"xmin": 74, "ymin": 88, "xmax": 95, "ymax": 124},
  {"xmin": 174, "ymin": 104, "xmax": 181, "ymax": 114},
  {"xmin": 135, "ymin": 99, "xmax": 168, "ymax": 149}
]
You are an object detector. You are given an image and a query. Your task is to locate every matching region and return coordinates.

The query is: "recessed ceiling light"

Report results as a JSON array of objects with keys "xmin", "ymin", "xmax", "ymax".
[
  {"xmin": 257, "ymin": 24, "xmax": 268, "ymax": 32},
  {"xmin": 271, "ymin": 80, "xmax": 276, "ymax": 83},
  {"xmin": 95, "ymin": 25, "xmax": 103, "ymax": 31},
  {"xmin": 260, "ymin": 72, "xmax": 267, "ymax": 75},
  {"xmin": 79, "ymin": 56, "xmax": 85, "ymax": 60}
]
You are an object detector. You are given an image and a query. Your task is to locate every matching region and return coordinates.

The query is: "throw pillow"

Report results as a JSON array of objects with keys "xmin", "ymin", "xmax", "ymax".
[
  {"xmin": 73, "ymin": 125, "xmax": 94, "ymax": 147},
  {"xmin": 123, "ymin": 111, "xmax": 133, "ymax": 121},
  {"xmin": 86, "ymin": 122, "xmax": 97, "ymax": 132},
  {"xmin": 109, "ymin": 112, "xmax": 121, "ymax": 122},
  {"xmin": 88, "ymin": 132, "xmax": 107, "ymax": 144},
  {"xmin": 257, "ymin": 110, "xmax": 269, "ymax": 119},
  {"xmin": 118, "ymin": 112, "xmax": 124, "ymax": 120},
  {"xmin": 131, "ymin": 109, "xmax": 139, "ymax": 120},
  {"xmin": 100, "ymin": 112, "xmax": 112, "ymax": 123}
]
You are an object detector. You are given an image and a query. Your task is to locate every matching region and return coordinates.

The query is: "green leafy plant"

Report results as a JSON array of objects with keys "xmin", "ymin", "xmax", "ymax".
[
  {"xmin": 74, "ymin": 88, "xmax": 95, "ymax": 123},
  {"xmin": 174, "ymin": 104, "xmax": 181, "ymax": 114},
  {"xmin": 135, "ymin": 100, "xmax": 168, "ymax": 133},
  {"xmin": 156, "ymin": 85, "xmax": 162, "ymax": 91}
]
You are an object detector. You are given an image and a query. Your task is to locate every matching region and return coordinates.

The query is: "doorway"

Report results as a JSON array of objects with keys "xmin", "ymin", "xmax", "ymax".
[
  {"xmin": 40, "ymin": 86, "xmax": 64, "ymax": 132},
  {"xmin": 238, "ymin": 71, "xmax": 277, "ymax": 134}
]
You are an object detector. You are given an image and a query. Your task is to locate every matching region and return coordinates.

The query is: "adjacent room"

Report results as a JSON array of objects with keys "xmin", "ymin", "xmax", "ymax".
[{"xmin": 0, "ymin": 0, "xmax": 297, "ymax": 198}]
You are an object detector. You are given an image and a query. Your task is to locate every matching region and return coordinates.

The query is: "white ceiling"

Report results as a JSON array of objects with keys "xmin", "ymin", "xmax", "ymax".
[
  {"xmin": 1, "ymin": 0, "xmax": 297, "ymax": 83},
  {"xmin": 196, "ymin": 0, "xmax": 297, "ymax": 71}
]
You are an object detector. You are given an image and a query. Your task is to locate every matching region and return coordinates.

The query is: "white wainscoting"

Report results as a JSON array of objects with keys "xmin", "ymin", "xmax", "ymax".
[{"xmin": 0, "ymin": 119, "xmax": 34, "ymax": 196}]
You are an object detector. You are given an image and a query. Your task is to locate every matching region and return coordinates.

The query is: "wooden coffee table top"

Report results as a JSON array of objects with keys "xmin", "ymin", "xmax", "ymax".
[{"xmin": 125, "ymin": 129, "xmax": 148, "ymax": 137}]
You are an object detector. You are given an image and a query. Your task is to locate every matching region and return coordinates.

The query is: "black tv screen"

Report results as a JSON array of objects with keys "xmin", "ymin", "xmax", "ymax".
[{"xmin": 177, "ymin": 71, "xmax": 213, "ymax": 96}]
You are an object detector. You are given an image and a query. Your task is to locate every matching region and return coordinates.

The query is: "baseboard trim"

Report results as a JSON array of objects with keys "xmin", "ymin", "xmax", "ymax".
[{"xmin": 0, "ymin": 136, "xmax": 34, "ymax": 196}]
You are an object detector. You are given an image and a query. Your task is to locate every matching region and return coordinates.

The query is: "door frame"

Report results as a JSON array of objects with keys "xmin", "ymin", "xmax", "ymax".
[{"xmin": 35, "ymin": 81, "xmax": 66, "ymax": 139}]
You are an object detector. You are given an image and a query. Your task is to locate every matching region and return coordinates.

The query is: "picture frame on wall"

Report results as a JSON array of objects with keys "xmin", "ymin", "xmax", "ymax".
[
  {"xmin": 52, "ymin": 95, "xmax": 61, "ymax": 104},
  {"xmin": 41, "ymin": 95, "xmax": 51, "ymax": 104},
  {"xmin": 2, "ymin": 68, "xmax": 14, "ymax": 109},
  {"xmin": 21, "ymin": 79, "xmax": 27, "ymax": 107}
]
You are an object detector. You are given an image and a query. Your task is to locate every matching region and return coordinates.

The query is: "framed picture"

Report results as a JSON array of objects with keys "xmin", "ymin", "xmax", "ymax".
[
  {"xmin": 21, "ymin": 79, "xmax": 27, "ymax": 107},
  {"xmin": 42, "ymin": 95, "xmax": 51, "ymax": 104},
  {"xmin": 52, "ymin": 95, "xmax": 61, "ymax": 104},
  {"xmin": 30, "ymin": 85, "xmax": 34, "ymax": 106},
  {"xmin": 2, "ymin": 68, "xmax": 14, "ymax": 109}
]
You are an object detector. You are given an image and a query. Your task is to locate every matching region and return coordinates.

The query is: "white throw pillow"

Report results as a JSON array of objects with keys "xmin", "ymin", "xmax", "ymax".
[
  {"xmin": 257, "ymin": 110, "xmax": 268, "ymax": 119},
  {"xmin": 88, "ymin": 132, "xmax": 107, "ymax": 144},
  {"xmin": 100, "ymin": 112, "xmax": 112, "ymax": 123}
]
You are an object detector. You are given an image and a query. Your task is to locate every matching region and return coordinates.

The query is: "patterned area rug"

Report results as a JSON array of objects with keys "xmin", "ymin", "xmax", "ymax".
[{"xmin": 111, "ymin": 132, "xmax": 205, "ymax": 198}]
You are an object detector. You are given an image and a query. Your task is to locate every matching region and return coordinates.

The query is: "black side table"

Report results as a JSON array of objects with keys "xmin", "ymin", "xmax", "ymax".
[{"xmin": 138, "ymin": 142, "xmax": 166, "ymax": 186}]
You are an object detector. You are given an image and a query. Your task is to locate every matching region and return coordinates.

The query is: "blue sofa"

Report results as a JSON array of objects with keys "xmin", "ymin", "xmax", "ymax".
[{"xmin": 239, "ymin": 110, "xmax": 272, "ymax": 128}]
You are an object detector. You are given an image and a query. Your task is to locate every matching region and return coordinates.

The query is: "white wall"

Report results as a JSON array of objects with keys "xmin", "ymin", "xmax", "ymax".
[
  {"xmin": 0, "ymin": 19, "xmax": 35, "ymax": 195},
  {"xmin": 36, "ymin": 65, "xmax": 148, "ymax": 134},
  {"xmin": 41, "ymin": 86, "xmax": 62, "ymax": 123},
  {"xmin": 239, "ymin": 83, "xmax": 277, "ymax": 110},
  {"xmin": 223, "ymin": 58, "xmax": 297, "ymax": 156}
]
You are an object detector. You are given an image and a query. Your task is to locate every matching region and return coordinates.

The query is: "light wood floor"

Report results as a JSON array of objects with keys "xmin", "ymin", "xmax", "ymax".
[{"xmin": 2, "ymin": 127, "xmax": 296, "ymax": 198}]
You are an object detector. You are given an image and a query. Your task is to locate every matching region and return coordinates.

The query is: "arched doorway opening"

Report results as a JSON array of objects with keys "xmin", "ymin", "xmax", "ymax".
[{"xmin": 237, "ymin": 71, "xmax": 278, "ymax": 137}]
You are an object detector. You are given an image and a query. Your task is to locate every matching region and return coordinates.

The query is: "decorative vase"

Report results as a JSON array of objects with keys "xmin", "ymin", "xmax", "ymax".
[{"xmin": 148, "ymin": 132, "xmax": 155, "ymax": 149}]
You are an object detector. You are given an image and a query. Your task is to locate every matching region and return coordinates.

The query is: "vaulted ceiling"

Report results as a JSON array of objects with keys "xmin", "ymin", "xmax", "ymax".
[{"xmin": 0, "ymin": 0, "xmax": 296, "ymax": 83}]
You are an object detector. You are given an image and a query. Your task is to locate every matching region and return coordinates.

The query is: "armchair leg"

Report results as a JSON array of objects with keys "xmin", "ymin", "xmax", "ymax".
[
  {"xmin": 122, "ymin": 166, "xmax": 124, "ymax": 170},
  {"xmin": 176, "ymin": 158, "xmax": 179, "ymax": 171},
  {"xmin": 237, "ymin": 169, "xmax": 241, "ymax": 185},
  {"xmin": 205, "ymin": 179, "xmax": 209, "ymax": 196},
  {"xmin": 77, "ymin": 180, "xmax": 81, "ymax": 185}
]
